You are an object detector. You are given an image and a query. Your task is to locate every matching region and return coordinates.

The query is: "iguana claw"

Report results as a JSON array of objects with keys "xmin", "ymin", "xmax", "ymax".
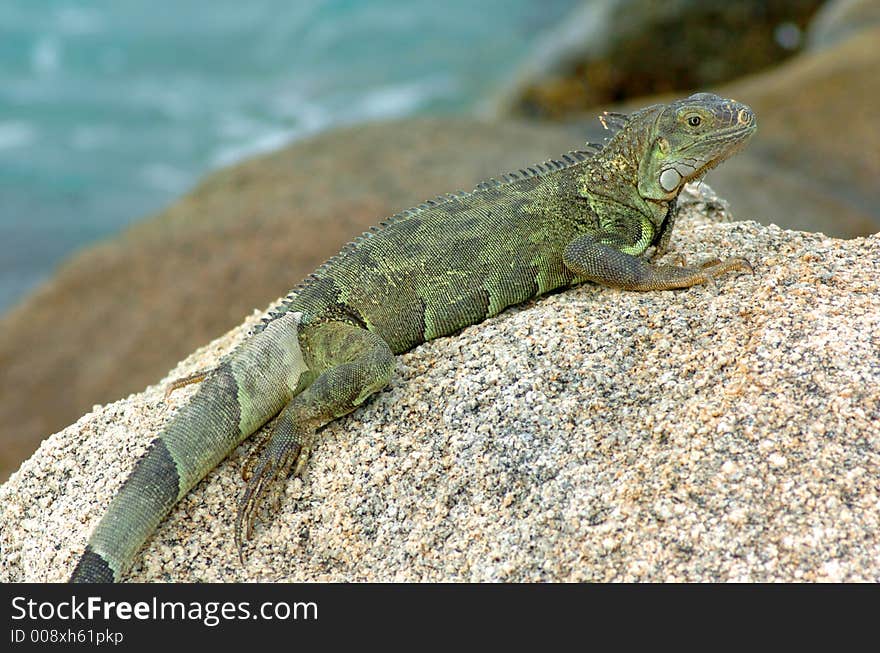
[{"xmin": 235, "ymin": 409, "xmax": 313, "ymax": 562}]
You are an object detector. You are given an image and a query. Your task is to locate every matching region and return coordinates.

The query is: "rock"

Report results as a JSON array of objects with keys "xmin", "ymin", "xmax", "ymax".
[
  {"xmin": 492, "ymin": 0, "xmax": 823, "ymax": 119},
  {"xmin": 0, "ymin": 118, "xmax": 583, "ymax": 482},
  {"xmin": 807, "ymin": 0, "xmax": 880, "ymax": 49},
  {"xmin": 3, "ymin": 184, "xmax": 878, "ymax": 582}
]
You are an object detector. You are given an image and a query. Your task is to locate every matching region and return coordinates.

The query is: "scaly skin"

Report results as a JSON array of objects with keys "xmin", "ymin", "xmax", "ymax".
[{"xmin": 70, "ymin": 93, "xmax": 756, "ymax": 582}]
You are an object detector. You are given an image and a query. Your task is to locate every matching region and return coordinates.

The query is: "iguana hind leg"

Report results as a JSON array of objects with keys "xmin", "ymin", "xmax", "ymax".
[{"xmin": 235, "ymin": 320, "xmax": 394, "ymax": 556}]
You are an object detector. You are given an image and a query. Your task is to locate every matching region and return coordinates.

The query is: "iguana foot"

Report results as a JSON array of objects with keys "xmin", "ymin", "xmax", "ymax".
[
  {"xmin": 700, "ymin": 256, "xmax": 753, "ymax": 276},
  {"xmin": 565, "ymin": 233, "xmax": 754, "ymax": 291},
  {"xmin": 686, "ymin": 257, "xmax": 753, "ymax": 290},
  {"xmin": 164, "ymin": 368, "xmax": 213, "ymax": 399},
  {"xmin": 661, "ymin": 254, "xmax": 736, "ymax": 270},
  {"xmin": 236, "ymin": 409, "xmax": 312, "ymax": 560}
]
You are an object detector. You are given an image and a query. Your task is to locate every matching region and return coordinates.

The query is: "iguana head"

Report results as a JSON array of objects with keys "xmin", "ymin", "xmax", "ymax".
[{"xmin": 637, "ymin": 92, "xmax": 756, "ymax": 201}]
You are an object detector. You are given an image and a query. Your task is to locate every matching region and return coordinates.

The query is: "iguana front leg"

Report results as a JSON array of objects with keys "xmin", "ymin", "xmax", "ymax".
[
  {"xmin": 564, "ymin": 231, "xmax": 752, "ymax": 291},
  {"xmin": 235, "ymin": 320, "xmax": 395, "ymax": 555}
]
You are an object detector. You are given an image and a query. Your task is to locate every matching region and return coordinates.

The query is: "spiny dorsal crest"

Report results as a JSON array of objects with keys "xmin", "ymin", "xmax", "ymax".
[
  {"xmin": 474, "ymin": 149, "xmax": 596, "ymax": 191},
  {"xmin": 316, "ymin": 146, "xmax": 601, "ymax": 249},
  {"xmin": 598, "ymin": 111, "xmax": 628, "ymax": 133},
  {"xmin": 252, "ymin": 138, "xmax": 618, "ymax": 334}
]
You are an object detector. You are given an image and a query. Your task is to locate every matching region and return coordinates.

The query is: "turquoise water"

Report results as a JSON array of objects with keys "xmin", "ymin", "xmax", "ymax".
[{"xmin": 0, "ymin": 0, "xmax": 579, "ymax": 311}]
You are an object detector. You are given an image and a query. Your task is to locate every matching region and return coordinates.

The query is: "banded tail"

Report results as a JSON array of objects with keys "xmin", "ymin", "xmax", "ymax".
[{"xmin": 70, "ymin": 312, "xmax": 307, "ymax": 582}]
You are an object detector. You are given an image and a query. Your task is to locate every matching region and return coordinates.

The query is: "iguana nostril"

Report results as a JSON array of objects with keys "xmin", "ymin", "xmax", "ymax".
[{"xmin": 738, "ymin": 108, "xmax": 752, "ymax": 124}]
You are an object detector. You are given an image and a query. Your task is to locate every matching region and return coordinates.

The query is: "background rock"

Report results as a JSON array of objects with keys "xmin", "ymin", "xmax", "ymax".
[
  {"xmin": 492, "ymin": 0, "xmax": 823, "ymax": 119},
  {"xmin": 2, "ymin": 184, "xmax": 878, "ymax": 582},
  {"xmin": 807, "ymin": 0, "xmax": 880, "ymax": 49}
]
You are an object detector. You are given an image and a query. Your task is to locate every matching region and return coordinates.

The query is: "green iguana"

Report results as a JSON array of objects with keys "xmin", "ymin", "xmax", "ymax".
[{"xmin": 70, "ymin": 92, "xmax": 756, "ymax": 582}]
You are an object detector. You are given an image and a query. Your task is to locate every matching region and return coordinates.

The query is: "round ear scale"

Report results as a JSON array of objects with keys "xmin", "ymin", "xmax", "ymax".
[{"xmin": 659, "ymin": 168, "xmax": 681, "ymax": 192}]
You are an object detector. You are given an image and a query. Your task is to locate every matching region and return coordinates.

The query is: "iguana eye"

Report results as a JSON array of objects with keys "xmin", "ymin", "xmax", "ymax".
[{"xmin": 687, "ymin": 115, "xmax": 702, "ymax": 127}]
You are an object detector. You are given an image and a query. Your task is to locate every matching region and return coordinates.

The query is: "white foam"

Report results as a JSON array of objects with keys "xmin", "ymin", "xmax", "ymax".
[
  {"xmin": 54, "ymin": 6, "xmax": 105, "ymax": 35},
  {"xmin": 31, "ymin": 36, "xmax": 61, "ymax": 75},
  {"xmin": 139, "ymin": 163, "xmax": 192, "ymax": 193},
  {"xmin": 208, "ymin": 76, "xmax": 455, "ymax": 169},
  {"xmin": 209, "ymin": 128, "xmax": 302, "ymax": 168},
  {"xmin": 0, "ymin": 122, "xmax": 37, "ymax": 150},
  {"xmin": 352, "ymin": 76, "xmax": 456, "ymax": 121}
]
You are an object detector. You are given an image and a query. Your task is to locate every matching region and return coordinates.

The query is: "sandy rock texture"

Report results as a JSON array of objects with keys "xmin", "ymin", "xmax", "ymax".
[{"xmin": 2, "ymin": 184, "xmax": 878, "ymax": 582}]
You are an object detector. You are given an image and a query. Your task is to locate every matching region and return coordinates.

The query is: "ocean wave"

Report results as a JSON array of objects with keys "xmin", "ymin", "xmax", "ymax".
[
  {"xmin": 209, "ymin": 76, "xmax": 457, "ymax": 168},
  {"xmin": 0, "ymin": 121, "xmax": 37, "ymax": 150},
  {"xmin": 348, "ymin": 76, "xmax": 457, "ymax": 121},
  {"xmin": 31, "ymin": 36, "xmax": 61, "ymax": 75},
  {"xmin": 139, "ymin": 163, "xmax": 193, "ymax": 194},
  {"xmin": 210, "ymin": 128, "xmax": 302, "ymax": 169},
  {"xmin": 0, "ymin": 0, "xmax": 581, "ymax": 313},
  {"xmin": 53, "ymin": 5, "xmax": 105, "ymax": 36}
]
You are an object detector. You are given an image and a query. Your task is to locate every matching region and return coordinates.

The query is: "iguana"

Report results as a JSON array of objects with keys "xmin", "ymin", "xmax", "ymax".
[{"xmin": 70, "ymin": 92, "xmax": 756, "ymax": 582}]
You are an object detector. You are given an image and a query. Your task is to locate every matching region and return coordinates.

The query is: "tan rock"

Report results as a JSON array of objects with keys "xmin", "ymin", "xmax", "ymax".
[{"xmin": 3, "ymin": 184, "xmax": 878, "ymax": 582}]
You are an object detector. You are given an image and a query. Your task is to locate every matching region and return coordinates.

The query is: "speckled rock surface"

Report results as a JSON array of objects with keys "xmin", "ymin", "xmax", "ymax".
[{"xmin": 2, "ymin": 184, "xmax": 878, "ymax": 582}]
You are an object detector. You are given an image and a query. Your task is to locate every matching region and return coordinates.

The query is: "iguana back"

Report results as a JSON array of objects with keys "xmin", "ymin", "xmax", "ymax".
[{"xmin": 276, "ymin": 151, "xmax": 593, "ymax": 353}]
